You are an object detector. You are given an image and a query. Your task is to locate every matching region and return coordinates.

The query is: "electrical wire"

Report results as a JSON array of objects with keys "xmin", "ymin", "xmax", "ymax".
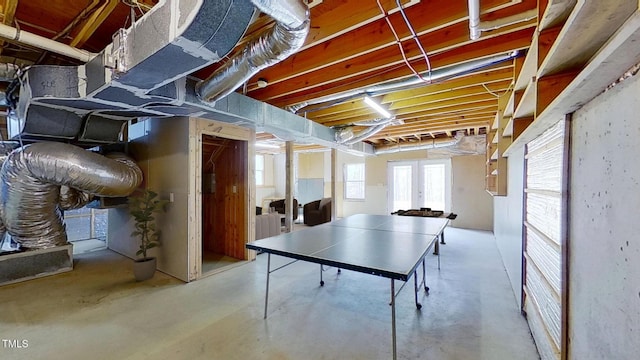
[
  {"xmin": 395, "ymin": 0, "xmax": 432, "ymax": 80},
  {"xmin": 376, "ymin": 0, "xmax": 431, "ymax": 83}
]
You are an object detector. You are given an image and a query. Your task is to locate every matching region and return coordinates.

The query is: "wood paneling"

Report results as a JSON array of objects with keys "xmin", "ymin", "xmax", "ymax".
[{"xmin": 201, "ymin": 135, "xmax": 247, "ymax": 260}]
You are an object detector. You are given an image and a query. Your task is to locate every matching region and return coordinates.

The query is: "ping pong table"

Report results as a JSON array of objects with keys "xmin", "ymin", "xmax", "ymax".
[{"xmin": 246, "ymin": 214, "xmax": 449, "ymax": 360}]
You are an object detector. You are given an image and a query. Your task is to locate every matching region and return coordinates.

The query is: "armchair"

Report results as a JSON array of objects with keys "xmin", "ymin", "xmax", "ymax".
[
  {"xmin": 268, "ymin": 198, "xmax": 299, "ymax": 221},
  {"xmin": 303, "ymin": 198, "xmax": 332, "ymax": 226}
]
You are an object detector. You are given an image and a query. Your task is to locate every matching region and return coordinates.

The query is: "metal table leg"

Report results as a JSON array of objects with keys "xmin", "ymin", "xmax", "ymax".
[
  {"xmin": 263, "ymin": 253, "xmax": 271, "ymax": 319},
  {"xmin": 391, "ymin": 279, "xmax": 397, "ymax": 360},
  {"xmin": 440, "ymin": 231, "xmax": 446, "ymax": 244}
]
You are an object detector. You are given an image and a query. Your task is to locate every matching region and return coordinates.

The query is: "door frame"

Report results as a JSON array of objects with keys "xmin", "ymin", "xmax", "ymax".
[{"xmin": 386, "ymin": 158, "xmax": 451, "ymax": 214}]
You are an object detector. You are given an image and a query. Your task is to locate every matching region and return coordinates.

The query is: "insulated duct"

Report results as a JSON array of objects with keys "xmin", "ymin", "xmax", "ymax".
[
  {"xmin": 373, "ymin": 133, "xmax": 487, "ymax": 155},
  {"xmin": 374, "ymin": 137, "xmax": 460, "ymax": 154},
  {"xmin": 196, "ymin": 0, "xmax": 310, "ymax": 102},
  {"xmin": 335, "ymin": 117, "xmax": 404, "ymax": 145},
  {"xmin": 286, "ymin": 51, "xmax": 521, "ymax": 113},
  {"xmin": 3, "ymin": 0, "xmax": 319, "ymax": 146},
  {"xmin": 0, "ymin": 142, "xmax": 142, "ymax": 249}
]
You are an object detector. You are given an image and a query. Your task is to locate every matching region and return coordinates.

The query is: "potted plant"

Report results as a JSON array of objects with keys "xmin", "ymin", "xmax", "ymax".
[{"xmin": 129, "ymin": 189, "xmax": 168, "ymax": 281}]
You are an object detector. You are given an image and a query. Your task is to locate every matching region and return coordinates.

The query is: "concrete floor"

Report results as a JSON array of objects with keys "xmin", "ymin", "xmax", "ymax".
[{"xmin": 0, "ymin": 227, "xmax": 539, "ymax": 360}]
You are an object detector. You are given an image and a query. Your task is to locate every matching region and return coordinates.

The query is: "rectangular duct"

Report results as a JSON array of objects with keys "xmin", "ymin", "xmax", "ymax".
[{"xmin": 78, "ymin": 114, "xmax": 128, "ymax": 144}]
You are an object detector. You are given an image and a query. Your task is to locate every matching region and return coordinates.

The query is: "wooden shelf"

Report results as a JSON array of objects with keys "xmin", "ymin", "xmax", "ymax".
[
  {"xmin": 538, "ymin": 1, "xmax": 635, "ymax": 78},
  {"xmin": 514, "ymin": 80, "xmax": 536, "ymax": 118},
  {"xmin": 539, "ymin": 0, "xmax": 577, "ymax": 31},
  {"xmin": 503, "ymin": 117, "xmax": 514, "ymax": 137},
  {"xmin": 485, "ymin": 90, "xmax": 512, "ymax": 196},
  {"xmin": 505, "ymin": 7, "xmax": 640, "ymax": 156},
  {"xmin": 514, "ymin": 32, "xmax": 538, "ymax": 91}
]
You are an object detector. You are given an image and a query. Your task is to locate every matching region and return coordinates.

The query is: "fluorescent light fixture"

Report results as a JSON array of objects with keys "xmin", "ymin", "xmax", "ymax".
[
  {"xmin": 255, "ymin": 142, "xmax": 281, "ymax": 149},
  {"xmin": 363, "ymin": 96, "xmax": 392, "ymax": 118}
]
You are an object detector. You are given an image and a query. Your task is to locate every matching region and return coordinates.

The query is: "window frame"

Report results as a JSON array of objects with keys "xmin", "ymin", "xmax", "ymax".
[
  {"xmin": 343, "ymin": 163, "xmax": 366, "ymax": 200},
  {"xmin": 255, "ymin": 154, "xmax": 265, "ymax": 186}
]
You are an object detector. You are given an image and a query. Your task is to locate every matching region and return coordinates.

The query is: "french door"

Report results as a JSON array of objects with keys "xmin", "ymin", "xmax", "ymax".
[{"xmin": 387, "ymin": 159, "xmax": 451, "ymax": 213}]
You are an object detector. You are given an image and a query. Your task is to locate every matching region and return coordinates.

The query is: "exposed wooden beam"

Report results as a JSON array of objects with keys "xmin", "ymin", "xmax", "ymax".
[
  {"xmin": 70, "ymin": 0, "xmax": 119, "ymax": 48},
  {"xmin": 262, "ymin": 27, "xmax": 534, "ymax": 107},
  {"xmin": 0, "ymin": 0, "xmax": 19, "ymax": 57}
]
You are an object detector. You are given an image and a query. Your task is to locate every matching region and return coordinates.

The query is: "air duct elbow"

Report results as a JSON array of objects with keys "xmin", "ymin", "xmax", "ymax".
[
  {"xmin": 196, "ymin": 0, "xmax": 310, "ymax": 103},
  {"xmin": 0, "ymin": 142, "xmax": 142, "ymax": 249}
]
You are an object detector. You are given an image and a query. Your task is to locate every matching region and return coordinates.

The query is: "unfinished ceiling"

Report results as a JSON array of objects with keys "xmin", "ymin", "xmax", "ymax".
[{"xmin": 0, "ymin": 0, "xmax": 564, "ymax": 151}]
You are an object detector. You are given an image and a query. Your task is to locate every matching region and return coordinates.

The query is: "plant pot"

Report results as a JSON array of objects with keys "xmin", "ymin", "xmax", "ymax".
[{"xmin": 133, "ymin": 257, "xmax": 156, "ymax": 281}]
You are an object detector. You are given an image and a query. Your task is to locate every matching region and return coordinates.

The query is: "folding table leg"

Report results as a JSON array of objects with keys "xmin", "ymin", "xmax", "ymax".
[
  {"xmin": 263, "ymin": 253, "xmax": 271, "ymax": 319},
  {"xmin": 413, "ymin": 272, "xmax": 422, "ymax": 309},
  {"xmin": 390, "ymin": 279, "xmax": 397, "ymax": 360},
  {"xmin": 422, "ymin": 258, "xmax": 429, "ymax": 292}
]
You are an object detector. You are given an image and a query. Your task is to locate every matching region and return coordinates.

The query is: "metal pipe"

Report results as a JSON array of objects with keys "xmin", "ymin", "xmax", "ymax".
[
  {"xmin": 343, "ymin": 123, "xmax": 388, "ymax": 145},
  {"xmin": 286, "ymin": 51, "xmax": 520, "ymax": 113},
  {"xmin": 196, "ymin": 0, "xmax": 310, "ymax": 103},
  {"xmin": 0, "ymin": 23, "xmax": 96, "ymax": 62},
  {"xmin": 469, "ymin": 1, "xmax": 537, "ymax": 40},
  {"xmin": 468, "ymin": 0, "xmax": 482, "ymax": 40},
  {"xmin": 373, "ymin": 137, "xmax": 460, "ymax": 154}
]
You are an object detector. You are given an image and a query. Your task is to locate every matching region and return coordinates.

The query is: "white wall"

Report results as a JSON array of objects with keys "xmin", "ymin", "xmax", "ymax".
[
  {"xmin": 451, "ymin": 155, "xmax": 493, "ymax": 230},
  {"xmin": 493, "ymin": 146, "xmax": 525, "ymax": 308},
  {"xmin": 336, "ymin": 149, "xmax": 492, "ymax": 230},
  {"xmin": 568, "ymin": 73, "xmax": 640, "ymax": 359}
]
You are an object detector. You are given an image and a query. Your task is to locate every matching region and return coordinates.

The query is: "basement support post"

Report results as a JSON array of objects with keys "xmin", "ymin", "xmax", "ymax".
[
  {"xmin": 285, "ymin": 141, "xmax": 294, "ymax": 232},
  {"xmin": 331, "ymin": 148, "xmax": 337, "ymax": 221}
]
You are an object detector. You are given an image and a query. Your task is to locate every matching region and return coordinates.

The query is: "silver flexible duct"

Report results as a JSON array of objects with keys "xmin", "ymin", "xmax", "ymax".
[
  {"xmin": 336, "ymin": 117, "xmax": 404, "ymax": 145},
  {"xmin": 374, "ymin": 137, "xmax": 460, "ymax": 154},
  {"xmin": 196, "ymin": 0, "xmax": 310, "ymax": 103},
  {"xmin": 286, "ymin": 51, "xmax": 520, "ymax": 113},
  {"xmin": 0, "ymin": 142, "xmax": 143, "ymax": 249},
  {"xmin": 59, "ymin": 186, "xmax": 93, "ymax": 211}
]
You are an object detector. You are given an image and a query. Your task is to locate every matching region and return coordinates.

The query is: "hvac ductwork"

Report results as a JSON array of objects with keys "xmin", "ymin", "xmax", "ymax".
[
  {"xmin": 374, "ymin": 137, "xmax": 460, "ymax": 154},
  {"xmin": 3, "ymin": 0, "xmax": 316, "ymax": 146},
  {"xmin": 335, "ymin": 117, "xmax": 404, "ymax": 145},
  {"xmin": 196, "ymin": 0, "xmax": 310, "ymax": 102},
  {"xmin": 0, "ymin": 142, "xmax": 142, "ymax": 249},
  {"xmin": 286, "ymin": 51, "xmax": 520, "ymax": 113},
  {"xmin": 373, "ymin": 133, "xmax": 487, "ymax": 155}
]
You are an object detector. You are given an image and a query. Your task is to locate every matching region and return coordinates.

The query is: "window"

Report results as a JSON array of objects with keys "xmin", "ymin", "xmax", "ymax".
[
  {"xmin": 344, "ymin": 163, "xmax": 365, "ymax": 199},
  {"xmin": 255, "ymin": 154, "xmax": 264, "ymax": 186}
]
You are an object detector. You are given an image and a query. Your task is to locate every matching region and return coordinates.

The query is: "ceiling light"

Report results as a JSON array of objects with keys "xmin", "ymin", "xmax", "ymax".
[{"xmin": 363, "ymin": 96, "xmax": 392, "ymax": 118}]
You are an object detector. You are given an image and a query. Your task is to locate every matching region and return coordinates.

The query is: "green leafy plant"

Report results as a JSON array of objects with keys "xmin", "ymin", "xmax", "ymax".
[{"xmin": 129, "ymin": 189, "xmax": 168, "ymax": 260}]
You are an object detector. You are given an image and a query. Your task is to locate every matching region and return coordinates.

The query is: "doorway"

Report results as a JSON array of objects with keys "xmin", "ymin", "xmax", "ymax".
[
  {"xmin": 200, "ymin": 134, "xmax": 247, "ymax": 275},
  {"xmin": 387, "ymin": 159, "xmax": 451, "ymax": 213}
]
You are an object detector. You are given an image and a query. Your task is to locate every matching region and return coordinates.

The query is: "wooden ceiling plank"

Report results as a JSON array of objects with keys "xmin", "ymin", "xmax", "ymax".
[
  {"xmin": 305, "ymin": 70, "xmax": 512, "ymax": 118},
  {"xmin": 386, "ymin": 117, "xmax": 494, "ymax": 131},
  {"xmin": 368, "ymin": 121, "xmax": 492, "ymax": 140},
  {"xmin": 321, "ymin": 101, "xmax": 498, "ymax": 127},
  {"xmin": 70, "ymin": 0, "xmax": 119, "ymax": 48},
  {"xmin": 248, "ymin": 0, "xmax": 533, "ymax": 91},
  {"xmin": 263, "ymin": 27, "xmax": 534, "ymax": 107},
  {"xmin": 0, "ymin": 0, "xmax": 19, "ymax": 57},
  {"xmin": 388, "ymin": 81, "xmax": 511, "ymax": 110},
  {"xmin": 253, "ymin": 21, "xmax": 530, "ymax": 102},
  {"xmin": 380, "ymin": 65, "xmax": 514, "ymax": 103}
]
